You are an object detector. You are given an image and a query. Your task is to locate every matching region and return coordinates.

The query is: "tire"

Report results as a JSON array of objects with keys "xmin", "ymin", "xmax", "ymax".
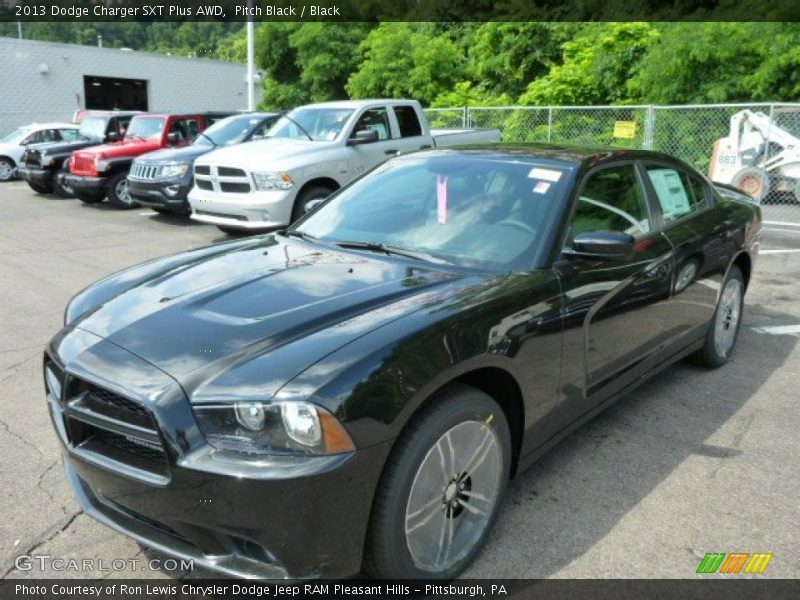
[
  {"xmin": 53, "ymin": 170, "xmax": 75, "ymax": 198},
  {"xmin": 290, "ymin": 185, "xmax": 333, "ymax": 223},
  {"xmin": 690, "ymin": 265, "xmax": 744, "ymax": 368},
  {"xmin": 0, "ymin": 157, "xmax": 15, "ymax": 181},
  {"xmin": 76, "ymin": 189, "xmax": 106, "ymax": 204},
  {"xmin": 107, "ymin": 172, "xmax": 138, "ymax": 208},
  {"xmin": 216, "ymin": 226, "xmax": 251, "ymax": 236},
  {"xmin": 28, "ymin": 181, "xmax": 53, "ymax": 194},
  {"xmin": 364, "ymin": 384, "xmax": 511, "ymax": 579},
  {"xmin": 731, "ymin": 167, "xmax": 771, "ymax": 203},
  {"xmin": 151, "ymin": 207, "xmax": 174, "ymax": 215}
]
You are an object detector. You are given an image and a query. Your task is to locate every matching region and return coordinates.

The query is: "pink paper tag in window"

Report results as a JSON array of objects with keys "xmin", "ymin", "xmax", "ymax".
[{"xmin": 437, "ymin": 175, "xmax": 448, "ymax": 224}]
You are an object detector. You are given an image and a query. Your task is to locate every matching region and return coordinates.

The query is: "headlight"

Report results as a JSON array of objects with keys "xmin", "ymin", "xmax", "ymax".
[
  {"xmin": 160, "ymin": 163, "xmax": 189, "ymax": 178},
  {"xmin": 194, "ymin": 400, "xmax": 354, "ymax": 456},
  {"xmin": 252, "ymin": 171, "xmax": 293, "ymax": 191}
]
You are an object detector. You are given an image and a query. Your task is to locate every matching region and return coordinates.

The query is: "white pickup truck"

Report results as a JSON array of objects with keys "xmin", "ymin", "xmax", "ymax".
[{"xmin": 187, "ymin": 99, "xmax": 501, "ymax": 232}]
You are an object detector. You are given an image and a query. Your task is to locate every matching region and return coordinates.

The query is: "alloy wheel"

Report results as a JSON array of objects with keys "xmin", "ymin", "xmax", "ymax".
[{"xmin": 714, "ymin": 278, "xmax": 742, "ymax": 358}]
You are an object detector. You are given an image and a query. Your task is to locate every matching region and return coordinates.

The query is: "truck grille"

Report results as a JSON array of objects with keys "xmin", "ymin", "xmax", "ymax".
[
  {"xmin": 44, "ymin": 358, "xmax": 169, "ymax": 484},
  {"xmin": 23, "ymin": 149, "xmax": 42, "ymax": 168},
  {"xmin": 130, "ymin": 163, "xmax": 160, "ymax": 180},
  {"xmin": 194, "ymin": 165, "xmax": 252, "ymax": 194}
]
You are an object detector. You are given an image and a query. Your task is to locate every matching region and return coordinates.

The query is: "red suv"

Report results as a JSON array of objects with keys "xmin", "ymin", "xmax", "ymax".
[{"xmin": 65, "ymin": 112, "xmax": 233, "ymax": 208}]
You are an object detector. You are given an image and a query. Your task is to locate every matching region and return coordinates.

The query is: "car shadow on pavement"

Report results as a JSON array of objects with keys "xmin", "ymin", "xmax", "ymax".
[{"xmin": 464, "ymin": 305, "xmax": 798, "ymax": 578}]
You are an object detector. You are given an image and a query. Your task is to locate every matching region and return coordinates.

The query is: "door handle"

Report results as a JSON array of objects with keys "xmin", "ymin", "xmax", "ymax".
[{"xmin": 385, "ymin": 149, "xmax": 399, "ymax": 156}]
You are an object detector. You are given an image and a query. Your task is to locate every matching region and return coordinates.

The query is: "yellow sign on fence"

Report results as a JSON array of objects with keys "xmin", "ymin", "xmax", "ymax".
[{"xmin": 613, "ymin": 121, "xmax": 637, "ymax": 139}]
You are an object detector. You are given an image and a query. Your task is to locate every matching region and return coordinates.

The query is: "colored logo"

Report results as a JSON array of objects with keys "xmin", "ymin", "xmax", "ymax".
[{"xmin": 696, "ymin": 552, "xmax": 773, "ymax": 574}]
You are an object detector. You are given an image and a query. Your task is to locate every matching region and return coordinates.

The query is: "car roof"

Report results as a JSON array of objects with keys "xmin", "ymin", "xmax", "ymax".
[
  {"xmin": 414, "ymin": 143, "xmax": 686, "ymax": 168},
  {"xmin": 294, "ymin": 99, "xmax": 417, "ymax": 110},
  {"xmin": 23, "ymin": 122, "xmax": 79, "ymax": 129}
]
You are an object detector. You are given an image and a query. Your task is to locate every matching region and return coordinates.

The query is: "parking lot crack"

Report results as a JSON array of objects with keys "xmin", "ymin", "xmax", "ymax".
[
  {"xmin": 1, "ymin": 510, "xmax": 82, "ymax": 579},
  {"xmin": 0, "ymin": 417, "xmax": 45, "ymax": 460}
]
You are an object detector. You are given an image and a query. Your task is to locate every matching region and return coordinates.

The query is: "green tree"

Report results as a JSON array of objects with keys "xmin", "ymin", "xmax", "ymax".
[{"xmin": 346, "ymin": 23, "xmax": 464, "ymax": 105}]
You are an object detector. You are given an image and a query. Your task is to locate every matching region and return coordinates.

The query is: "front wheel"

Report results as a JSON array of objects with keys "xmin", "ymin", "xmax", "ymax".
[
  {"xmin": 0, "ymin": 158, "xmax": 15, "ymax": 181},
  {"xmin": 107, "ymin": 172, "xmax": 138, "ymax": 208},
  {"xmin": 290, "ymin": 185, "xmax": 333, "ymax": 223},
  {"xmin": 53, "ymin": 170, "xmax": 75, "ymax": 198},
  {"xmin": 691, "ymin": 265, "xmax": 744, "ymax": 368},
  {"xmin": 364, "ymin": 384, "xmax": 511, "ymax": 579},
  {"xmin": 28, "ymin": 181, "xmax": 53, "ymax": 194}
]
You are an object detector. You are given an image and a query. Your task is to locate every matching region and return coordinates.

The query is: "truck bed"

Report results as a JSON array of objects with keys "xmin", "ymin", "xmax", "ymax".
[{"xmin": 430, "ymin": 128, "xmax": 501, "ymax": 146}]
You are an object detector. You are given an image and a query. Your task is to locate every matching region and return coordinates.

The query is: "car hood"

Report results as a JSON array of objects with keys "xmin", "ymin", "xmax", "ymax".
[
  {"xmin": 29, "ymin": 139, "xmax": 101, "ymax": 156},
  {"xmin": 72, "ymin": 236, "xmax": 469, "ymax": 395},
  {"xmin": 195, "ymin": 138, "xmax": 336, "ymax": 169},
  {"xmin": 76, "ymin": 138, "xmax": 160, "ymax": 158},
  {"xmin": 135, "ymin": 145, "xmax": 209, "ymax": 165}
]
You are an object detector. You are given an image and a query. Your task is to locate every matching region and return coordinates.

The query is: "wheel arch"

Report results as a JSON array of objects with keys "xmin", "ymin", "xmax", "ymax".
[
  {"xmin": 0, "ymin": 154, "xmax": 16, "ymax": 166},
  {"xmin": 732, "ymin": 250, "xmax": 752, "ymax": 291},
  {"xmin": 298, "ymin": 176, "xmax": 340, "ymax": 196}
]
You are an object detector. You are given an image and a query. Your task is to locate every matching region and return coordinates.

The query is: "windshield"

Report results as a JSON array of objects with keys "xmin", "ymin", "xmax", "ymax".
[
  {"xmin": 78, "ymin": 116, "xmax": 108, "ymax": 140},
  {"xmin": 0, "ymin": 128, "xmax": 31, "ymax": 144},
  {"xmin": 125, "ymin": 117, "xmax": 166, "ymax": 140},
  {"xmin": 297, "ymin": 156, "xmax": 570, "ymax": 271},
  {"xmin": 267, "ymin": 108, "xmax": 353, "ymax": 141},
  {"xmin": 194, "ymin": 115, "xmax": 266, "ymax": 147}
]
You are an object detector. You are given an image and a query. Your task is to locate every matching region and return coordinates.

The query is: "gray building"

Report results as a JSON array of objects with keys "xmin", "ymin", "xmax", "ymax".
[{"xmin": 0, "ymin": 37, "xmax": 251, "ymax": 133}]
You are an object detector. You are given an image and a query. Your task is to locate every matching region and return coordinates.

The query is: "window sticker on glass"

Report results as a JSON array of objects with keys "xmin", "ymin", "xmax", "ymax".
[
  {"xmin": 648, "ymin": 168, "xmax": 691, "ymax": 216},
  {"xmin": 533, "ymin": 181, "xmax": 550, "ymax": 194},
  {"xmin": 528, "ymin": 168, "xmax": 562, "ymax": 182},
  {"xmin": 437, "ymin": 175, "xmax": 448, "ymax": 224}
]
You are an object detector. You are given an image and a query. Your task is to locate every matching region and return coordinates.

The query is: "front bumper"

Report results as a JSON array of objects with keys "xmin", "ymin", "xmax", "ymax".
[
  {"xmin": 17, "ymin": 166, "xmax": 54, "ymax": 186},
  {"xmin": 129, "ymin": 178, "xmax": 191, "ymax": 212},
  {"xmin": 64, "ymin": 173, "xmax": 108, "ymax": 193},
  {"xmin": 188, "ymin": 187, "xmax": 294, "ymax": 230},
  {"xmin": 46, "ymin": 329, "xmax": 390, "ymax": 579}
]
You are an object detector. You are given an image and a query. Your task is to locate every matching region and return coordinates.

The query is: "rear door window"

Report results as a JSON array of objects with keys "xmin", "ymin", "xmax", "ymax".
[
  {"xmin": 644, "ymin": 165, "xmax": 709, "ymax": 222},
  {"xmin": 393, "ymin": 105, "xmax": 423, "ymax": 137}
]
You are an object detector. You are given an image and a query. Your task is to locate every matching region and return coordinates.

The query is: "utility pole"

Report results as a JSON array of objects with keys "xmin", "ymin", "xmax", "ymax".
[{"xmin": 246, "ymin": 0, "xmax": 256, "ymax": 111}]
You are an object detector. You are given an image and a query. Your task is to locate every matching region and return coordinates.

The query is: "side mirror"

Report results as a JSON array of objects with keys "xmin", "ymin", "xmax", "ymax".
[
  {"xmin": 106, "ymin": 131, "xmax": 119, "ymax": 142},
  {"xmin": 167, "ymin": 132, "xmax": 181, "ymax": 145},
  {"xmin": 563, "ymin": 231, "xmax": 636, "ymax": 261},
  {"xmin": 347, "ymin": 129, "xmax": 379, "ymax": 146}
]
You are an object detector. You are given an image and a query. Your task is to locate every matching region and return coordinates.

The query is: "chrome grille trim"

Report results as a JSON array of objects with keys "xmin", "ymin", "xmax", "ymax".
[
  {"xmin": 194, "ymin": 165, "xmax": 252, "ymax": 194},
  {"xmin": 130, "ymin": 163, "xmax": 161, "ymax": 180}
]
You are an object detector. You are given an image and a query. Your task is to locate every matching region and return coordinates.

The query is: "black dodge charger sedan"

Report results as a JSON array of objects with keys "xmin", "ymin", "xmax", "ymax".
[{"xmin": 44, "ymin": 145, "xmax": 760, "ymax": 579}]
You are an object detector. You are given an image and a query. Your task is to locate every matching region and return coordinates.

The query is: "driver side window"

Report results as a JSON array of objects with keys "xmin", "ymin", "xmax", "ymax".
[
  {"xmin": 571, "ymin": 165, "xmax": 651, "ymax": 239},
  {"xmin": 351, "ymin": 108, "xmax": 391, "ymax": 140}
]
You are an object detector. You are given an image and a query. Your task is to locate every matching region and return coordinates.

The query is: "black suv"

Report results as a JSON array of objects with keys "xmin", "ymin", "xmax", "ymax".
[
  {"xmin": 128, "ymin": 112, "xmax": 279, "ymax": 214},
  {"xmin": 18, "ymin": 111, "xmax": 139, "ymax": 197}
]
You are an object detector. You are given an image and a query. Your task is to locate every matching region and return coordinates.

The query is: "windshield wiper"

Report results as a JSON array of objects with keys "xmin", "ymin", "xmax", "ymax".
[
  {"xmin": 278, "ymin": 112, "xmax": 314, "ymax": 141},
  {"xmin": 334, "ymin": 241, "xmax": 451, "ymax": 265},
  {"xmin": 279, "ymin": 229, "xmax": 318, "ymax": 242},
  {"xmin": 197, "ymin": 132, "xmax": 216, "ymax": 146}
]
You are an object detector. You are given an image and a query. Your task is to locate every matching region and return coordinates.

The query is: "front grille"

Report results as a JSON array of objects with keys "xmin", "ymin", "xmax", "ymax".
[
  {"xmin": 130, "ymin": 163, "xmax": 160, "ymax": 180},
  {"xmin": 72, "ymin": 155, "xmax": 95, "ymax": 174},
  {"xmin": 194, "ymin": 165, "xmax": 210, "ymax": 175},
  {"xmin": 218, "ymin": 166, "xmax": 246, "ymax": 177},
  {"xmin": 196, "ymin": 179, "xmax": 213, "ymax": 191},
  {"xmin": 46, "ymin": 368, "xmax": 169, "ymax": 482},
  {"xmin": 220, "ymin": 182, "xmax": 251, "ymax": 193},
  {"xmin": 91, "ymin": 427, "xmax": 166, "ymax": 463},
  {"xmin": 195, "ymin": 209, "xmax": 248, "ymax": 221},
  {"xmin": 23, "ymin": 150, "xmax": 41, "ymax": 168}
]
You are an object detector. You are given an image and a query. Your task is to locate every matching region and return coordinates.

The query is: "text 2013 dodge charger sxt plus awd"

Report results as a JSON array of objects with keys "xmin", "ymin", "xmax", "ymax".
[{"xmin": 45, "ymin": 145, "xmax": 760, "ymax": 579}]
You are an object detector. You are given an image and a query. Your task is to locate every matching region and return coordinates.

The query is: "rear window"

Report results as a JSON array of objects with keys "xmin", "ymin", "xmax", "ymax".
[{"xmin": 394, "ymin": 106, "xmax": 423, "ymax": 137}]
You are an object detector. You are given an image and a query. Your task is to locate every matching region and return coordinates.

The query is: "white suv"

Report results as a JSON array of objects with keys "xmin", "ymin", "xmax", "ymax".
[{"xmin": 0, "ymin": 122, "xmax": 79, "ymax": 181}]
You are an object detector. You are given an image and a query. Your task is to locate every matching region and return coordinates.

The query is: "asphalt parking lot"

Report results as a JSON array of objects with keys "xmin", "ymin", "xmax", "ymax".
[{"xmin": 1, "ymin": 182, "xmax": 799, "ymax": 580}]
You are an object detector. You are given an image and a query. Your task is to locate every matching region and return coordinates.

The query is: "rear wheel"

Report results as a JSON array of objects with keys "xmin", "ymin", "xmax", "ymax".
[
  {"xmin": 0, "ymin": 158, "xmax": 15, "ymax": 181},
  {"xmin": 731, "ymin": 167, "xmax": 770, "ymax": 203},
  {"xmin": 107, "ymin": 172, "xmax": 138, "ymax": 208},
  {"xmin": 364, "ymin": 384, "xmax": 511, "ymax": 579},
  {"xmin": 691, "ymin": 265, "xmax": 744, "ymax": 368},
  {"xmin": 290, "ymin": 185, "xmax": 333, "ymax": 223}
]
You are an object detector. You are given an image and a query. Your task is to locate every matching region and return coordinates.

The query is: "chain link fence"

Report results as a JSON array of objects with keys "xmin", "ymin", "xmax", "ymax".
[{"xmin": 425, "ymin": 103, "xmax": 800, "ymax": 228}]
